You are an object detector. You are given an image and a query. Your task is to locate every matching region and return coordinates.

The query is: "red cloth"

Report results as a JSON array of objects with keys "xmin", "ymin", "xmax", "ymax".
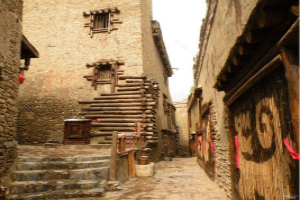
[
  {"xmin": 121, "ymin": 134, "xmax": 126, "ymax": 141},
  {"xmin": 19, "ymin": 74, "xmax": 25, "ymax": 84},
  {"xmin": 235, "ymin": 136, "xmax": 240, "ymax": 168},
  {"xmin": 284, "ymin": 139, "xmax": 299, "ymax": 160}
]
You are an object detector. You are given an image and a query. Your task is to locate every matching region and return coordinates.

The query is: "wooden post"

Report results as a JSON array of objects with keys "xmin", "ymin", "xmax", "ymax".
[
  {"xmin": 136, "ymin": 122, "xmax": 142, "ymax": 159},
  {"xmin": 119, "ymin": 136, "xmax": 126, "ymax": 153},
  {"xmin": 128, "ymin": 151, "xmax": 136, "ymax": 178},
  {"xmin": 110, "ymin": 131, "xmax": 118, "ymax": 181},
  {"xmin": 281, "ymin": 48, "xmax": 299, "ymax": 151}
]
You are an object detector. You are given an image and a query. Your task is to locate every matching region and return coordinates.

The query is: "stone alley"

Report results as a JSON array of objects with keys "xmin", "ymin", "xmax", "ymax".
[
  {"xmin": 0, "ymin": 0, "xmax": 299, "ymax": 199},
  {"xmin": 75, "ymin": 157, "xmax": 228, "ymax": 200}
]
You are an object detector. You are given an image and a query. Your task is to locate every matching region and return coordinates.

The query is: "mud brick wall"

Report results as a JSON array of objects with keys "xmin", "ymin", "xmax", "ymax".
[
  {"xmin": 174, "ymin": 101, "xmax": 189, "ymax": 156},
  {"xmin": 19, "ymin": 0, "xmax": 160, "ymax": 144},
  {"xmin": 0, "ymin": 0, "xmax": 22, "ymax": 178},
  {"xmin": 193, "ymin": 0, "xmax": 260, "ymax": 198}
]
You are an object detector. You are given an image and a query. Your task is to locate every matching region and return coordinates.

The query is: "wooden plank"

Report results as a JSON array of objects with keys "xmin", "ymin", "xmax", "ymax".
[
  {"xmin": 110, "ymin": 131, "xmax": 118, "ymax": 181},
  {"xmin": 280, "ymin": 47, "xmax": 299, "ymax": 150},
  {"xmin": 101, "ymin": 90, "xmax": 145, "ymax": 96},
  {"xmin": 78, "ymin": 98, "xmax": 149, "ymax": 104},
  {"xmin": 119, "ymin": 137, "xmax": 126, "ymax": 152},
  {"xmin": 83, "ymin": 106, "xmax": 155, "ymax": 111},
  {"xmin": 119, "ymin": 75, "xmax": 146, "ymax": 80},
  {"xmin": 128, "ymin": 151, "xmax": 136, "ymax": 178},
  {"xmin": 80, "ymin": 110, "xmax": 154, "ymax": 115}
]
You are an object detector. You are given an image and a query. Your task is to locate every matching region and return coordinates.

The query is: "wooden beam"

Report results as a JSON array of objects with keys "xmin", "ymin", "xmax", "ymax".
[
  {"xmin": 238, "ymin": 44, "xmax": 258, "ymax": 55},
  {"xmin": 100, "ymin": 90, "xmax": 145, "ymax": 96},
  {"xmin": 281, "ymin": 48, "xmax": 299, "ymax": 151},
  {"xmin": 257, "ymin": 9, "xmax": 287, "ymax": 28},
  {"xmin": 224, "ymin": 18, "xmax": 299, "ymax": 95},
  {"xmin": 245, "ymin": 28, "xmax": 271, "ymax": 43},
  {"xmin": 290, "ymin": 5, "xmax": 299, "ymax": 16},
  {"xmin": 225, "ymin": 55, "xmax": 281, "ymax": 106},
  {"xmin": 232, "ymin": 54, "xmax": 251, "ymax": 66},
  {"xmin": 128, "ymin": 151, "xmax": 136, "ymax": 178},
  {"xmin": 110, "ymin": 131, "xmax": 118, "ymax": 181}
]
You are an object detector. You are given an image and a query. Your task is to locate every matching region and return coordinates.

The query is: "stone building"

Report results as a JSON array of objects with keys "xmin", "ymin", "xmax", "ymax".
[
  {"xmin": 174, "ymin": 100, "xmax": 189, "ymax": 157},
  {"xmin": 191, "ymin": 0, "xmax": 299, "ymax": 199},
  {"xmin": 19, "ymin": 0, "xmax": 176, "ymax": 161},
  {"xmin": 0, "ymin": 0, "xmax": 39, "ymax": 180}
]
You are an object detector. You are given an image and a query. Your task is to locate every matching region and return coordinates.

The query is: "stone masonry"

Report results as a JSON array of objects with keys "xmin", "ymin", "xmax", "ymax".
[
  {"xmin": 174, "ymin": 101, "xmax": 189, "ymax": 156},
  {"xmin": 0, "ymin": 0, "xmax": 22, "ymax": 178},
  {"xmin": 19, "ymin": 0, "xmax": 176, "ymax": 162}
]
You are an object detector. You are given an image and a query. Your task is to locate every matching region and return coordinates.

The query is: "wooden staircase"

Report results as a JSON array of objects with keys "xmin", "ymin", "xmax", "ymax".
[{"xmin": 79, "ymin": 76, "xmax": 159, "ymax": 145}]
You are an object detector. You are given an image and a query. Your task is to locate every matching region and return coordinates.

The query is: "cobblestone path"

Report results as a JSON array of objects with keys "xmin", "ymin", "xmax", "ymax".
[{"xmin": 103, "ymin": 157, "xmax": 227, "ymax": 200}]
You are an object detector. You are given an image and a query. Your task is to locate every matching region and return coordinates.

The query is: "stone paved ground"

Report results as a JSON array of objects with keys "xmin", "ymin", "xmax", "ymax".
[
  {"xmin": 102, "ymin": 157, "xmax": 228, "ymax": 200},
  {"xmin": 81, "ymin": 157, "xmax": 227, "ymax": 200}
]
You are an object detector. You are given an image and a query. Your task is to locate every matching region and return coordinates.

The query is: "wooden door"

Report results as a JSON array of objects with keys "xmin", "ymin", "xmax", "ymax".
[
  {"xmin": 197, "ymin": 105, "xmax": 215, "ymax": 180},
  {"xmin": 229, "ymin": 66, "xmax": 298, "ymax": 199}
]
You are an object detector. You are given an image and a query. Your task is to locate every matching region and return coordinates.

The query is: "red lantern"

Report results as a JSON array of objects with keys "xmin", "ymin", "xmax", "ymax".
[{"xmin": 18, "ymin": 74, "xmax": 25, "ymax": 84}]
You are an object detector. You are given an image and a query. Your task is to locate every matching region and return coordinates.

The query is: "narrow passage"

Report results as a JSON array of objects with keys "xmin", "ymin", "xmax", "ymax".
[{"xmin": 103, "ymin": 157, "xmax": 227, "ymax": 200}]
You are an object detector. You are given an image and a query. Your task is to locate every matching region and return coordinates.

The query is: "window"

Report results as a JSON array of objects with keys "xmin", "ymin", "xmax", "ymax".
[
  {"xmin": 83, "ymin": 8, "xmax": 122, "ymax": 37},
  {"xmin": 84, "ymin": 59, "xmax": 124, "ymax": 92},
  {"xmin": 93, "ymin": 13, "xmax": 110, "ymax": 30},
  {"xmin": 98, "ymin": 64, "xmax": 111, "ymax": 80}
]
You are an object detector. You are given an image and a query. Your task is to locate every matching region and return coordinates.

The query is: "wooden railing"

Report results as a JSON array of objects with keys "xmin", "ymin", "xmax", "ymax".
[{"xmin": 110, "ymin": 122, "xmax": 147, "ymax": 181}]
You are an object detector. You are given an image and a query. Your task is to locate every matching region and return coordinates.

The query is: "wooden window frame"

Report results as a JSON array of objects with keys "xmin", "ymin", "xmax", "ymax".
[
  {"xmin": 84, "ymin": 60, "xmax": 125, "ymax": 93},
  {"xmin": 83, "ymin": 8, "xmax": 122, "ymax": 38}
]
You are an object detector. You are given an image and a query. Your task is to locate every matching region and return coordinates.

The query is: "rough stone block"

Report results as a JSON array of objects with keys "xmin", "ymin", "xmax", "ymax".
[{"xmin": 135, "ymin": 162, "xmax": 155, "ymax": 177}]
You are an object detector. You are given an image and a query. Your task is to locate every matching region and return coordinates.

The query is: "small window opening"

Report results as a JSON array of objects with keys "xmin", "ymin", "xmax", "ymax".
[
  {"xmin": 93, "ymin": 13, "xmax": 110, "ymax": 30},
  {"xmin": 98, "ymin": 64, "xmax": 111, "ymax": 80}
]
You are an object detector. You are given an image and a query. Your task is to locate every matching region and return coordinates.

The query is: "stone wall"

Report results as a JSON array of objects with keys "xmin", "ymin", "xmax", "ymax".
[
  {"xmin": 0, "ymin": 0, "xmax": 22, "ymax": 178},
  {"xmin": 193, "ymin": 0, "xmax": 260, "ymax": 198},
  {"xmin": 139, "ymin": 0, "xmax": 176, "ymax": 162},
  {"xmin": 19, "ymin": 0, "xmax": 148, "ymax": 144},
  {"xmin": 174, "ymin": 101, "xmax": 189, "ymax": 156}
]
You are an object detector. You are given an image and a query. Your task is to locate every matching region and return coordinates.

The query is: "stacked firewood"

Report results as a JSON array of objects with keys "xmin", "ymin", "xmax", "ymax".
[{"xmin": 79, "ymin": 76, "xmax": 158, "ymax": 145}]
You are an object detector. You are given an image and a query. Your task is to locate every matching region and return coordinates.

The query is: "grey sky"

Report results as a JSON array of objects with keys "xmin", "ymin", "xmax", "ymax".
[{"xmin": 152, "ymin": 0, "xmax": 207, "ymax": 102}]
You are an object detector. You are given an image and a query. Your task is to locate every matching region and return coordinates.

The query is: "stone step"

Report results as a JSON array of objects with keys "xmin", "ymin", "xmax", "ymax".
[
  {"xmin": 8, "ymin": 187, "xmax": 105, "ymax": 200},
  {"xmin": 11, "ymin": 167, "xmax": 109, "ymax": 182},
  {"xmin": 18, "ymin": 155, "xmax": 111, "ymax": 162},
  {"xmin": 17, "ymin": 159, "xmax": 110, "ymax": 171},
  {"xmin": 9, "ymin": 180, "xmax": 107, "ymax": 195}
]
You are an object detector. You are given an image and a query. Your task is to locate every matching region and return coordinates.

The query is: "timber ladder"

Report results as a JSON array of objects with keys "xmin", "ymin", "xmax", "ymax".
[{"xmin": 79, "ymin": 75, "xmax": 158, "ymax": 146}]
